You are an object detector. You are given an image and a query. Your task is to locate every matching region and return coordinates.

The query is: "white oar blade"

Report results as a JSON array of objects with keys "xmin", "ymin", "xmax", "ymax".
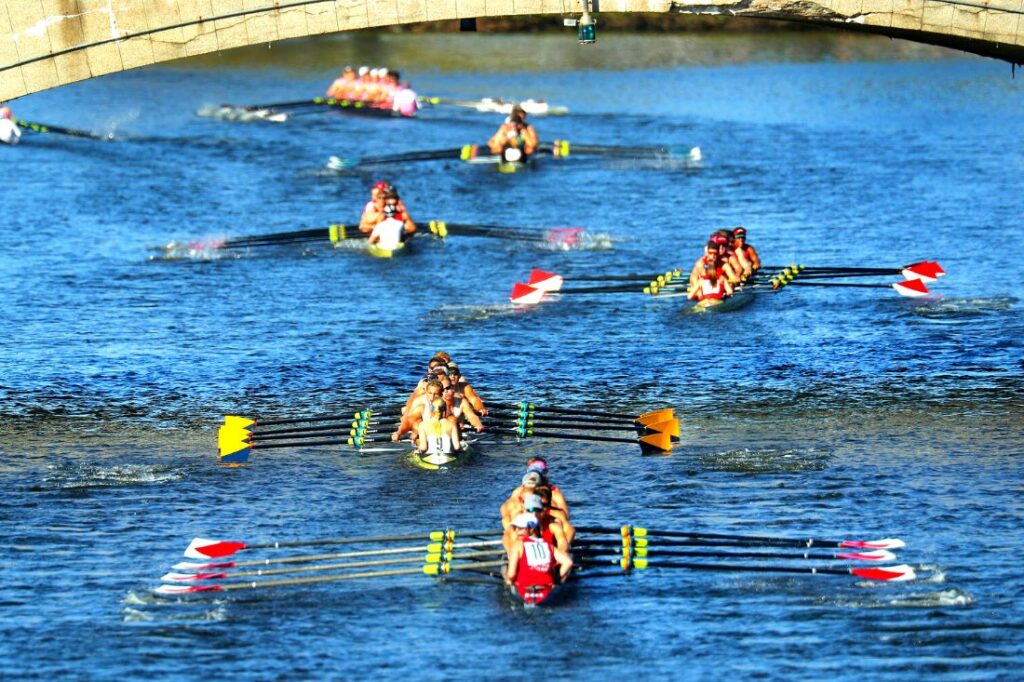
[
  {"xmin": 851, "ymin": 564, "xmax": 916, "ymax": 582},
  {"xmin": 837, "ymin": 549, "xmax": 897, "ymax": 562},
  {"xmin": 840, "ymin": 537, "xmax": 906, "ymax": 550},
  {"xmin": 184, "ymin": 537, "xmax": 247, "ymax": 559},
  {"xmin": 893, "ymin": 279, "xmax": 929, "ymax": 298}
]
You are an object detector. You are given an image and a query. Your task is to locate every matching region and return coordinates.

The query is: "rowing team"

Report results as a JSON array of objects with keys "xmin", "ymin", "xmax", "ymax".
[
  {"xmin": 325, "ymin": 65, "xmax": 419, "ymax": 117},
  {"xmin": 486, "ymin": 105, "xmax": 539, "ymax": 163},
  {"xmin": 358, "ymin": 181, "xmax": 417, "ymax": 251},
  {"xmin": 0, "ymin": 105, "xmax": 20, "ymax": 145},
  {"xmin": 500, "ymin": 457, "xmax": 575, "ymax": 602},
  {"xmin": 390, "ymin": 352, "xmax": 487, "ymax": 456},
  {"xmin": 687, "ymin": 227, "xmax": 762, "ymax": 305}
]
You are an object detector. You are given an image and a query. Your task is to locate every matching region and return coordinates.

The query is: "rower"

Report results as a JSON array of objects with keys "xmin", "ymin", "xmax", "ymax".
[
  {"xmin": 362, "ymin": 186, "xmax": 413, "ymax": 238},
  {"xmin": 415, "ymin": 399, "xmax": 461, "ymax": 455},
  {"xmin": 504, "ymin": 513, "xmax": 573, "ymax": 603},
  {"xmin": 533, "ymin": 484, "xmax": 575, "ymax": 546},
  {"xmin": 392, "ymin": 379, "xmax": 443, "ymax": 442},
  {"xmin": 0, "ymin": 105, "xmax": 20, "ymax": 146},
  {"xmin": 688, "ymin": 240, "xmax": 719, "ymax": 292},
  {"xmin": 500, "ymin": 460, "xmax": 571, "ymax": 531},
  {"xmin": 367, "ymin": 189, "xmax": 416, "ymax": 250},
  {"xmin": 732, "ymin": 226, "xmax": 760, "ymax": 273},
  {"xmin": 687, "ymin": 258, "xmax": 734, "ymax": 307},
  {"xmin": 326, "ymin": 66, "xmax": 356, "ymax": 99},
  {"xmin": 487, "ymin": 107, "xmax": 538, "ymax": 162},
  {"xmin": 502, "ymin": 491, "xmax": 569, "ymax": 556},
  {"xmin": 445, "ymin": 363, "xmax": 486, "ymax": 432}
]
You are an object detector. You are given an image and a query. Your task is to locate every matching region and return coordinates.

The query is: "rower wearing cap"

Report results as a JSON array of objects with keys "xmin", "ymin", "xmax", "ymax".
[
  {"xmin": 416, "ymin": 398, "xmax": 461, "ymax": 456},
  {"xmin": 501, "ymin": 458, "xmax": 570, "ymax": 519},
  {"xmin": 731, "ymin": 227, "xmax": 760, "ymax": 275},
  {"xmin": 0, "ymin": 104, "xmax": 20, "ymax": 145},
  {"xmin": 505, "ymin": 512, "xmax": 573, "ymax": 604},
  {"xmin": 534, "ymin": 484, "xmax": 575, "ymax": 546},
  {"xmin": 502, "ymin": 491, "xmax": 569, "ymax": 555},
  {"xmin": 367, "ymin": 189, "xmax": 416, "ymax": 251},
  {"xmin": 487, "ymin": 106, "xmax": 538, "ymax": 160}
]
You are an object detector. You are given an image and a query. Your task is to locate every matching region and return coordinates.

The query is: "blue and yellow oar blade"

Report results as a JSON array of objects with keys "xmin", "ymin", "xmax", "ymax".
[{"xmin": 218, "ymin": 425, "xmax": 251, "ymax": 463}]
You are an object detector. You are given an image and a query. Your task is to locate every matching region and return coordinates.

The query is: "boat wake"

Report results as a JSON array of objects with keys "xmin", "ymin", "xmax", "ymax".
[
  {"xmin": 697, "ymin": 448, "xmax": 831, "ymax": 473},
  {"xmin": 537, "ymin": 230, "xmax": 616, "ymax": 251},
  {"xmin": 424, "ymin": 304, "xmax": 530, "ymax": 325},
  {"xmin": 43, "ymin": 463, "xmax": 187, "ymax": 489},
  {"xmin": 907, "ymin": 296, "xmax": 1016, "ymax": 320},
  {"xmin": 196, "ymin": 104, "xmax": 287, "ymax": 123}
]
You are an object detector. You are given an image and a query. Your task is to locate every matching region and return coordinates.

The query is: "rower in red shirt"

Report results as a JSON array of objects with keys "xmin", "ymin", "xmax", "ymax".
[{"xmin": 504, "ymin": 513, "xmax": 573, "ymax": 605}]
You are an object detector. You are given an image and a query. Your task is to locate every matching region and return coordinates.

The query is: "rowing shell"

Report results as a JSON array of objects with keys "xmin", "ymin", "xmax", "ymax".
[{"xmin": 366, "ymin": 241, "xmax": 407, "ymax": 258}]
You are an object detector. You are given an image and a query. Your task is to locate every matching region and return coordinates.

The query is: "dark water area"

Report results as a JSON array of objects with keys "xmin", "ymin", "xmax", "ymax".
[{"xmin": 1, "ymin": 32, "xmax": 1022, "ymax": 680}]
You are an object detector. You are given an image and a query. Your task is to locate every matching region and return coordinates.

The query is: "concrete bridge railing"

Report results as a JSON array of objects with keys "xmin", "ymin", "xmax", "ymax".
[{"xmin": 2, "ymin": 0, "xmax": 1022, "ymax": 102}]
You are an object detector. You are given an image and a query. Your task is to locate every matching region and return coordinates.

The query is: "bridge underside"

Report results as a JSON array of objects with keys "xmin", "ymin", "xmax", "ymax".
[{"xmin": 1, "ymin": 0, "xmax": 1021, "ymax": 101}]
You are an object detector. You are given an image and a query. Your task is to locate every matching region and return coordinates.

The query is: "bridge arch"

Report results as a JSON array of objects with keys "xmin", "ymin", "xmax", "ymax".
[{"xmin": 2, "ymin": 0, "xmax": 1022, "ymax": 101}]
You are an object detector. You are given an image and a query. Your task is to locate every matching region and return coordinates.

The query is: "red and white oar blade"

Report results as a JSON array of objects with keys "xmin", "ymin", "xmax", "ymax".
[
  {"xmin": 510, "ymin": 282, "xmax": 547, "ymax": 305},
  {"xmin": 527, "ymin": 269, "xmax": 564, "ymax": 292},
  {"xmin": 154, "ymin": 583, "xmax": 224, "ymax": 595},
  {"xmin": 893, "ymin": 279, "xmax": 929, "ymax": 298},
  {"xmin": 546, "ymin": 228, "xmax": 584, "ymax": 248},
  {"xmin": 171, "ymin": 560, "xmax": 236, "ymax": 571},
  {"xmin": 836, "ymin": 549, "xmax": 897, "ymax": 562},
  {"xmin": 184, "ymin": 537, "xmax": 248, "ymax": 559},
  {"xmin": 902, "ymin": 261, "xmax": 944, "ymax": 283},
  {"xmin": 161, "ymin": 571, "xmax": 228, "ymax": 583},
  {"xmin": 839, "ymin": 537, "xmax": 906, "ymax": 550},
  {"xmin": 851, "ymin": 564, "xmax": 916, "ymax": 582}
]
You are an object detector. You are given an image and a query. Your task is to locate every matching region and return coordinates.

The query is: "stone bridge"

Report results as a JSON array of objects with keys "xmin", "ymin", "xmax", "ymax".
[{"xmin": 2, "ymin": 0, "xmax": 1022, "ymax": 102}]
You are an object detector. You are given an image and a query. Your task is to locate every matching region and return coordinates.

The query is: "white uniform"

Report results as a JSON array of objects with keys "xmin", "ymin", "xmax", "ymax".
[
  {"xmin": 369, "ymin": 217, "xmax": 405, "ymax": 251},
  {"xmin": 0, "ymin": 118, "xmax": 21, "ymax": 145}
]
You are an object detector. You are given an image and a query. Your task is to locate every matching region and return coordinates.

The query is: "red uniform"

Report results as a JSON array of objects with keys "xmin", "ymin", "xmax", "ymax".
[{"xmin": 514, "ymin": 536, "xmax": 556, "ymax": 604}]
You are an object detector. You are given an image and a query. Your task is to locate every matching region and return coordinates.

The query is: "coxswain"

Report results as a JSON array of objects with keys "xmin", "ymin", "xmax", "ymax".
[
  {"xmin": 505, "ymin": 513, "xmax": 573, "ymax": 604},
  {"xmin": 390, "ymin": 71, "xmax": 419, "ymax": 118},
  {"xmin": 687, "ymin": 258, "xmax": 734, "ymax": 307},
  {"xmin": 487, "ymin": 108, "xmax": 538, "ymax": 160},
  {"xmin": 416, "ymin": 398, "xmax": 461, "ymax": 455},
  {"xmin": 0, "ymin": 105, "xmax": 21, "ymax": 146}
]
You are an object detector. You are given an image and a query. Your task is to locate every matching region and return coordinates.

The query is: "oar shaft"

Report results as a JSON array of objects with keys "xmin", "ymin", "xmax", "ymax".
[
  {"xmin": 576, "ymin": 527, "xmax": 868, "ymax": 549},
  {"xmin": 499, "ymin": 429, "xmax": 640, "ymax": 445},
  {"xmin": 489, "ymin": 404, "xmax": 640, "ymax": 420},
  {"xmin": 245, "ymin": 530, "xmax": 501, "ymax": 551},
  {"xmin": 215, "ymin": 559, "xmax": 508, "ymax": 591}
]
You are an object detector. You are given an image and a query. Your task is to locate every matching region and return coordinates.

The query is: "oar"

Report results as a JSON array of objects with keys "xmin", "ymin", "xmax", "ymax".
[
  {"xmin": 576, "ymin": 557, "xmax": 916, "ymax": 582},
  {"xmin": 172, "ymin": 540, "xmax": 503, "ymax": 571},
  {"xmin": 575, "ymin": 526, "xmax": 906, "ymax": 550},
  {"xmin": 328, "ymin": 146, "xmax": 476, "ymax": 170},
  {"xmin": 184, "ymin": 529, "xmax": 502, "ymax": 560},
  {"xmin": 764, "ymin": 261, "xmax": 944, "ymax": 281},
  {"xmin": 16, "ymin": 119, "xmax": 114, "ymax": 140},
  {"xmin": 494, "ymin": 427, "xmax": 673, "ymax": 454},
  {"xmin": 163, "ymin": 548, "xmax": 508, "ymax": 583},
  {"xmin": 762, "ymin": 280, "xmax": 932, "ymax": 298},
  {"xmin": 156, "ymin": 559, "xmax": 508, "ymax": 595},
  {"xmin": 573, "ymin": 545, "xmax": 897, "ymax": 562},
  {"xmin": 541, "ymin": 140, "xmax": 701, "ymax": 162},
  {"xmin": 417, "ymin": 96, "xmax": 569, "ymax": 116},
  {"xmin": 488, "ymin": 403, "xmax": 673, "ymax": 423}
]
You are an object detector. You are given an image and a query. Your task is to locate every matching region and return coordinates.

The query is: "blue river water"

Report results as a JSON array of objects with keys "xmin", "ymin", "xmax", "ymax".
[{"xmin": 1, "ymin": 31, "xmax": 1022, "ymax": 680}]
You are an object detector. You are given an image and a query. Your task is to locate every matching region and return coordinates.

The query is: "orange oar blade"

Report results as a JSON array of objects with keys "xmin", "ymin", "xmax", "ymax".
[
  {"xmin": 638, "ymin": 431, "xmax": 673, "ymax": 454},
  {"xmin": 636, "ymin": 408, "xmax": 675, "ymax": 426},
  {"xmin": 642, "ymin": 419, "xmax": 680, "ymax": 440}
]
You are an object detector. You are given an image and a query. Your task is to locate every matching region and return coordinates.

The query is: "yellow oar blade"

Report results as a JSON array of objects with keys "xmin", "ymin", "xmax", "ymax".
[
  {"xmin": 636, "ymin": 409, "xmax": 674, "ymax": 426},
  {"xmin": 218, "ymin": 425, "xmax": 251, "ymax": 463},
  {"xmin": 223, "ymin": 415, "xmax": 255, "ymax": 430},
  {"xmin": 638, "ymin": 431, "xmax": 673, "ymax": 454}
]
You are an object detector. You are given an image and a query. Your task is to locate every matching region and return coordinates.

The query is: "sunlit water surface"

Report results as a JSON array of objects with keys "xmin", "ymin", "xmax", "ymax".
[{"xmin": 1, "ymin": 32, "xmax": 1022, "ymax": 681}]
